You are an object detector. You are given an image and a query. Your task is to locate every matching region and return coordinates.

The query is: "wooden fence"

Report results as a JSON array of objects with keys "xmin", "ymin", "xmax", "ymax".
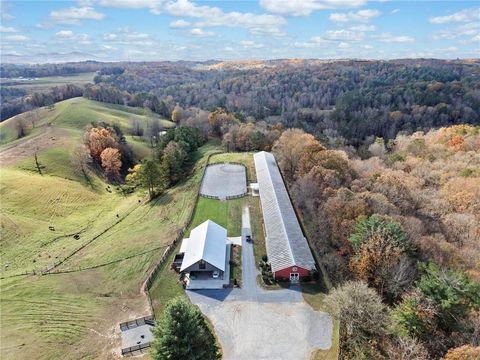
[
  {"xmin": 120, "ymin": 315, "xmax": 155, "ymax": 331},
  {"xmin": 143, "ymin": 151, "xmax": 221, "ymax": 317},
  {"xmin": 199, "ymin": 161, "xmax": 249, "ymax": 200}
]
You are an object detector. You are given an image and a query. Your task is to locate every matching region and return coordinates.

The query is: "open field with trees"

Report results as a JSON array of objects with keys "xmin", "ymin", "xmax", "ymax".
[
  {"xmin": 0, "ymin": 97, "xmax": 212, "ymax": 359},
  {"xmin": 0, "ymin": 72, "xmax": 96, "ymax": 93}
]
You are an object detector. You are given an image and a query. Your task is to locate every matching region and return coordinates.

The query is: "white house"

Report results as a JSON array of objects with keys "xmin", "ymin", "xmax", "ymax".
[{"xmin": 179, "ymin": 220, "xmax": 227, "ymax": 280}]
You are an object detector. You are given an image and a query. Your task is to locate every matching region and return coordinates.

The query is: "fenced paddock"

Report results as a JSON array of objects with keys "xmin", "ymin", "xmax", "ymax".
[{"xmin": 200, "ymin": 163, "xmax": 247, "ymax": 200}]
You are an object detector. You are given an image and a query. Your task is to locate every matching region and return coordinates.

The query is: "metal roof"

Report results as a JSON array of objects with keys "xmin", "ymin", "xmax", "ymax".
[
  {"xmin": 180, "ymin": 220, "xmax": 227, "ymax": 272},
  {"xmin": 254, "ymin": 151, "xmax": 316, "ymax": 273}
]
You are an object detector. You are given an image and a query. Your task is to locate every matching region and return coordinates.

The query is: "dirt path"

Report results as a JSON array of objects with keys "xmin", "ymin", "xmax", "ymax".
[{"xmin": 0, "ymin": 125, "xmax": 71, "ymax": 166}]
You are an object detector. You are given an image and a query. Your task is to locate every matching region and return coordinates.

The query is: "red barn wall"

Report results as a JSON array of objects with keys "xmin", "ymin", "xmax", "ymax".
[{"xmin": 274, "ymin": 266, "xmax": 310, "ymax": 280}]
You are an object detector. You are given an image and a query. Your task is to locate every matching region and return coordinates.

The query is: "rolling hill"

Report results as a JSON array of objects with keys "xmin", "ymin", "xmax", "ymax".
[{"xmin": 0, "ymin": 98, "xmax": 214, "ymax": 359}]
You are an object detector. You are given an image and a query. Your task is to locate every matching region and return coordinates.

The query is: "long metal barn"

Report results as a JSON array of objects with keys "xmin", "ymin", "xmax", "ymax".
[{"xmin": 253, "ymin": 151, "xmax": 316, "ymax": 282}]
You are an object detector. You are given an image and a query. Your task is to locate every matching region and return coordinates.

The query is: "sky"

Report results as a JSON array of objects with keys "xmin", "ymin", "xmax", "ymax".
[{"xmin": 0, "ymin": 0, "xmax": 479, "ymax": 62}]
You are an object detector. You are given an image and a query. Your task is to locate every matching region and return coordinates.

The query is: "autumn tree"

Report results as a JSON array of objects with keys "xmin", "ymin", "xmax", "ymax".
[
  {"xmin": 443, "ymin": 345, "xmax": 480, "ymax": 360},
  {"xmin": 325, "ymin": 281, "xmax": 387, "ymax": 358},
  {"xmin": 272, "ymin": 128, "xmax": 319, "ymax": 182},
  {"xmin": 85, "ymin": 126, "xmax": 119, "ymax": 162},
  {"xmin": 100, "ymin": 147, "xmax": 122, "ymax": 181},
  {"xmin": 208, "ymin": 109, "xmax": 239, "ymax": 137},
  {"xmin": 171, "ymin": 104, "xmax": 183, "ymax": 123}
]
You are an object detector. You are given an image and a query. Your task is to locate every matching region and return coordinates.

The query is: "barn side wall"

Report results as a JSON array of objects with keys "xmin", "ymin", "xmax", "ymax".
[{"xmin": 273, "ymin": 266, "xmax": 310, "ymax": 280}]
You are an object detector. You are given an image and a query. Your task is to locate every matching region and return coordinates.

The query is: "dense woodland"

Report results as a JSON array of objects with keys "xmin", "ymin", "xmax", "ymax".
[
  {"xmin": 272, "ymin": 125, "xmax": 480, "ymax": 359},
  {"xmin": 2, "ymin": 59, "xmax": 479, "ymax": 146}
]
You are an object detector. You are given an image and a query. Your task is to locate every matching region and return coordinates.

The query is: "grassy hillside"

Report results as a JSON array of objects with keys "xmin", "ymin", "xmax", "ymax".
[
  {"xmin": 0, "ymin": 98, "xmax": 209, "ymax": 359},
  {"xmin": 0, "ymin": 97, "xmax": 173, "ymax": 146},
  {"xmin": 0, "ymin": 142, "xmax": 219, "ymax": 359}
]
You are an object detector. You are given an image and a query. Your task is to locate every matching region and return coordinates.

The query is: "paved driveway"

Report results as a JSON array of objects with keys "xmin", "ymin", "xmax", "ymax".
[{"xmin": 187, "ymin": 206, "xmax": 332, "ymax": 360}]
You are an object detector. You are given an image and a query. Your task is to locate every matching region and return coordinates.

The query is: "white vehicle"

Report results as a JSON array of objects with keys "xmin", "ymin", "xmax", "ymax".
[{"xmin": 212, "ymin": 271, "xmax": 219, "ymax": 279}]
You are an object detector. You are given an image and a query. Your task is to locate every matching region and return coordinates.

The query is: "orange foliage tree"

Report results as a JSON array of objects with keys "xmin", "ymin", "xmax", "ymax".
[
  {"xmin": 100, "ymin": 147, "xmax": 122, "ymax": 180},
  {"xmin": 85, "ymin": 126, "xmax": 119, "ymax": 162}
]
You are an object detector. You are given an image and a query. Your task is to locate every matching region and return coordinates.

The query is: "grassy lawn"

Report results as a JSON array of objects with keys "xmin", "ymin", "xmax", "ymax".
[
  {"xmin": 148, "ymin": 245, "xmax": 186, "ymax": 317},
  {"xmin": 188, "ymin": 197, "xmax": 243, "ymax": 236}
]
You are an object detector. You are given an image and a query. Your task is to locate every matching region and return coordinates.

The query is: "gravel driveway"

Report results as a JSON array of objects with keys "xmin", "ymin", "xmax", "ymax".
[{"xmin": 187, "ymin": 206, "xmax": 332, "ymax": 360}]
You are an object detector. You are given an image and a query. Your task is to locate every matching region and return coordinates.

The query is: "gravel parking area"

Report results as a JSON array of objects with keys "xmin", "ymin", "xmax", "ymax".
[
  {"xmin": 200, "ymin": 163, "xmax": 246, "ymax": 199},
  {"xmin": 187, "ymin": 207, "xmax": 333, "ymax": 360}
]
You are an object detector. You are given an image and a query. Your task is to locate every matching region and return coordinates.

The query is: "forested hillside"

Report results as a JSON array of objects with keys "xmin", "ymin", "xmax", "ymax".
[
  {"xmin": 271, "ymin": 125, "xmax": 480, "ymax": 359},
  {"xmin": 94, "ymin": 59, "xmax": 480, "ymax": 145},
  {"xmin": 2, "ymin": 59, "xmax": 479, "ymax": 146}
]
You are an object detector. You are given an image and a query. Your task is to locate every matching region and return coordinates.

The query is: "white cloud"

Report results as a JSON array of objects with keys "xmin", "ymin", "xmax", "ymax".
[
  {"xmin": 240, "ymin": 40, "xmax": 264, "ymax": 49},
  {"xmin": 1, "ymin": 13, "xmax": 15, "ymax": 21},
  {"xmin": 189, "ymin": 28, "xmax": 215, "ymax": 37},
  {"xmin": 324, "ymin": 29, "xmax": 364, "ymax": 41},
  {"xmin": 50, "ymin": 6, "xmax": 105, "ymax": 24},
  {"xmin": 429, "ymin": 8, "xmax": 480, "ymax": 24},
  {"xmin": 329, "ymin": 9, "xmax": 381, "ymax": 23},
  {"xmin": 55, "ymin": 30, "xmax": 74, "ymax": 38},
  {"xmin": 0, "ymin": 26, "xmax": 17, "ymax": 33},
  {"xmin": 96, "ymin": 0, "xmax": 161, "ymax": 9},
  {"xmin": 55, "ymin": 30, "xmax": 91, "ymax": 44},
  {"xmin": 349, "ymin": 24, "xmax": 375, "ymax": 32},
  {"xmin": 461, "ymin": 34, "xmax": 480, "ymax": 44},
  {"xmin": 161, "ymin": 0, "xmax": 286, "ymax": 36},
  {"xmin": 432, "ymin": 22, "xmax": 479, "ymax": 40},
  {"xmin": 260, "ymin": 0, "xmax": 367, "ymax": 17},
  {"xmin": 338, "ymin": 42, "xmax": 350, "ymax": 48},
  {"xmin": 103, "ymin": 28, "xmax": 152, "ymax": 44},
  {"xmin": 78, "ymin": 0, "xmax": 287, "ymax": 36},
  {"xmin": 391, "ymin": 9, "xmax": 400, "ymax": 14},
  {"xmin": 373, "ymin": 32, "xmax": 415, "ymax": 43},
  {"xmin": 3, "ymin": 34, "xmax": 29, "ymax": 42},
  {"xmin": 361, "ymin": 44, "xmax": 373, "ymax": 49},
  {"xmin": 294, "ymin": 36, "xmax": 330, "ymax": 48},
  {"xmin": 170, "ymin": 19, "xmax": 191, "ymax": 28}
]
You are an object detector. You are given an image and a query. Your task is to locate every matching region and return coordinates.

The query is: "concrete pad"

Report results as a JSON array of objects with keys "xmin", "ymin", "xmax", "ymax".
[
  {"xmin": 201, "ymin": 164, "xmax": 246, "ymax": 199},
  {"xmin": 121, "ymin": 324, "xmax": 154, "ymax": 350}
]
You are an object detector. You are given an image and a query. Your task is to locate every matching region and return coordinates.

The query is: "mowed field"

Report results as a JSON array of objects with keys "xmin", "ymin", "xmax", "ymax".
[
  {"xmin": 0, "ymin": 99, "xmax": 217, "ymax": 359},
  {"xmin": 0, "ymin": 72, "xmax": 96, "ymax": 93}
]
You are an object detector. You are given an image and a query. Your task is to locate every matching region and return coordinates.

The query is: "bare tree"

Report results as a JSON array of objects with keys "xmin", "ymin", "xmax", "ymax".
[
  {"xmin": 131, "ymin": 119, "xmax": 143, "ymax": 137},
  {"xmin": 15, "ymin": 118, "xmax": 27, "ymax": 139},
  {"xmin": 34, "ymin": 152, "xmax": 43, "ymax": 175},
  {"xmin": 72, "ymin": 144, "xmax": 93, "ymax": 184}
]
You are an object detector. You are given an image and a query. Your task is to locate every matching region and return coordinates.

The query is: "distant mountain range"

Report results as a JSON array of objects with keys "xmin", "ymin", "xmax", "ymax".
[{"xmin": 0, "ymin": 51, "xmax": 102, "ymax": 64}]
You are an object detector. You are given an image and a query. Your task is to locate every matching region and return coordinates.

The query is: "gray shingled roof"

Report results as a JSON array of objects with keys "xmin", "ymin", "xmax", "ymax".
[{"xmin": 254, "ymin": 151, "xmax": 316, "ymax": 273}]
